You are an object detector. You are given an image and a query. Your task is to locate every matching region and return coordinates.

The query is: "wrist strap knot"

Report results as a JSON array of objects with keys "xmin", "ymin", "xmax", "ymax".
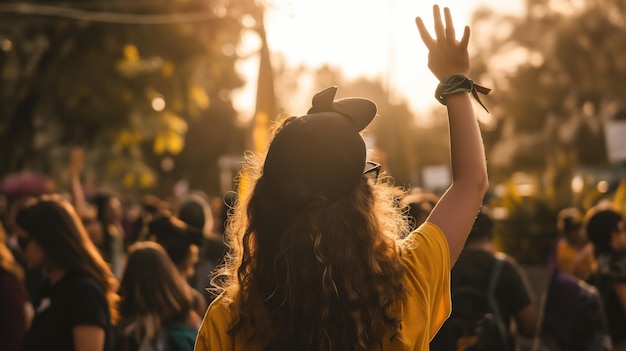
[{"xmin": 435, "ymin": 74, "xmax": 491, "ymax": 112}]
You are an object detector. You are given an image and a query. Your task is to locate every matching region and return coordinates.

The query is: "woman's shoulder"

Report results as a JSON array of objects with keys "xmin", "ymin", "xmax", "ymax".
[
  {"xmin": 56, "ymin": 272, "xmax": 107, "ymax": 306},
  {"xmin": 207, "ymin": 294, "xmax": 233, "ymax": 316},
  {"xmin": 62, "ymin": 272, "xmax": 104, "ymax": 291}
]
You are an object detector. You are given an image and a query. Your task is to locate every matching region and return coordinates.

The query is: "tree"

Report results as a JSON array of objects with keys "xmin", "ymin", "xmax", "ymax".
[
  {"xmin": 468, "ymin": 0, "xmax": 626, "ymax": 262},
  {"xmin": 0, "ymin": 0, "xmax": 264, "ymax": 196},
  {"xmin": 471, "ymin": 0, "xmax": 626, "ymax": 206}
]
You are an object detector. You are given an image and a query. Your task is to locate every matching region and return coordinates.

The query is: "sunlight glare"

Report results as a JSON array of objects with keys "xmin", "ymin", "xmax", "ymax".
[{"xmin": 233, "ymin": 0, "xmax": 524, "ymax": 122}]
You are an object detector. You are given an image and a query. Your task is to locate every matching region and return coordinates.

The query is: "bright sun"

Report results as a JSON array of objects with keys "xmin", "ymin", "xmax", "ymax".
[{"xmin": 233, "ymin": 0, "xmax": 524, "ymax": 123}]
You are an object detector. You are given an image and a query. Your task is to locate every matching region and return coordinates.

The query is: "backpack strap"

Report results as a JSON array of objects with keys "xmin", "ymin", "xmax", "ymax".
[{"xmin": 487, "ymin": 256, "xmax": 511, "ymax": 351}]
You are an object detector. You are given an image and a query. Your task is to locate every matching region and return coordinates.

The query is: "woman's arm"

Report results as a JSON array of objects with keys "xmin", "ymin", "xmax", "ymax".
[
  {"xmin": 415, "ymin": 5, "xmax": 489, "ymax": 265},
  {"xmin": 69, "ymin": 148, "xmax": 89, "ymax": 217},
  {"xmin": 74, "ymin": 325, "xmax": 106, "ymax": 351}
]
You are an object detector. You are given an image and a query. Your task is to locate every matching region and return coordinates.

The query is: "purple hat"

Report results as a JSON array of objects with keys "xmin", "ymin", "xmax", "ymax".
[{"xmin": 262, "ymin": 86, "xmax": 377, "ymax": 211}]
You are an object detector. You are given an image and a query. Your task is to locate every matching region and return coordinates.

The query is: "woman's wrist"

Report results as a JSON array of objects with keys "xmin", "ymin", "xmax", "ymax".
[{"xmin": 435, "ymin": 75, "xmax": 491, "ymax": 112}]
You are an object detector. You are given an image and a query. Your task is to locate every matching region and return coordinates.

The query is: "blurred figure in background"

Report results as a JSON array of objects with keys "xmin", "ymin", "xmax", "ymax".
[
  {"xmin": 3, "ymin": 197, "xmax": 46, "ymax": 305},
  {"xmin": 93, "ymin": 192, "xmax": 126, "ymax": 278},
  {"xmin": 554, "ymin": 207, "xmax": 596, "ymax": 281},
  {"xmin": 130, "ymin": 194, "xmax": 170, "ymax": 244},
  {"xmin": 177, "ymin": 191, "xmax": 226, "ymax": 305},
  {"xmin": 536, "ymin": 207, "xmax": 611, "ymax": 351},
  {"xmin": 401, "ymin": 190, "xmax": 439, "ymax": 233},
  {"xmin": 116, "ymin": 241, "xmax": 200, "ymax": 351},
  {"xmin": 585, "ymin": 205, "xmax": 626, "ymax": 350},
  {"xmin": 67, "ymin": 148, "xmax": 109, "ymax": 261},
  {"xmin": 150, "ymin": 215, "xmax": 208, "ymax": 317},
  {"xmin": 0, "ymin": 220, "xmax": 31, "ymax": 351},
  {"xmin": 431, "ymin": 209, "xmax": 537, "ymax": 351},
  {"xmin": 15, "ymin": 196, "xmax": 119, "ymax": 351}
]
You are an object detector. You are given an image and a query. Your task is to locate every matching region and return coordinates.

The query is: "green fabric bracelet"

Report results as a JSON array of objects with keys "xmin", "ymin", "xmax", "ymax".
[{"xmin": 435, "ymin": 74, "xmax": 492, "ymax": 112}]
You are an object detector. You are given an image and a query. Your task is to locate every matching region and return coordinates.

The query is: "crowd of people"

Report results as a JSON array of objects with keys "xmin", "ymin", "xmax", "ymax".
[
  {"xmin": 1, "ymin": 142, "xmax": 231, "ymax": 351},
  {"xmin": 0, "ymin": 185, "xmax": 230, "ymax": 351},
  {"xmin": 1, "ymin": 4, "xmax": 625, "ymax": 351}
]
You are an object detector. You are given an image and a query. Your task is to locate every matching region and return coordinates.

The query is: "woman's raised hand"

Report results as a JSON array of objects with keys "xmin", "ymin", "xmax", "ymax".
[{"xmin": 415, "ymin": 5, "xmax": 470, "ymax": 81}]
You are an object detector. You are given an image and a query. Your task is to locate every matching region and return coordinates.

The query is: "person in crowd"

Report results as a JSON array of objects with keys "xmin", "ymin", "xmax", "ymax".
[
  {"xmin": 554, "ymin": 207, "xmax": 596, "ymax": 281},
  {"xmin": 195, "ymin": 5, "xmax": 489, "ymax": 350},
  {"xmin": 536, "ymin": 207, "xmax": 612, "ymax": 351},
  {"xmin": 115, "ymin": 241, "xmax": 201, "ymax": 351},
  {"xmin": 15, "ymin": 196, "xmax": 119, "ymax": 351},
  {"xmin": 150, "ymin": 215, "xmax": 208, "ymax": 317},
  {"xmin": 0, "ymin": 221, "xmax": 31, "ymax": 351},
  {"xmin": 178, "ymin": 191, "xmax": 226, "ymax": 304},
  {"xmin": 129, "ymin": 194, "xmax": 170, "ymax": 244},
  {"xmin": 585, "ymin": 205, "xmax": 626, "ymax": 350},
  {"xmin": 67, "ymin": 148, "xmax": 110, "ymax": 256},
  {"xmin": 93, "ymin": 192, "xmax": 126, "ymax": 277},
  {"xmin": 430, "ymin": 209, "xmax": 537, "ymax": 350},
  {"xmin": 3, "ymin": 196, "xmax": 47, "ymax": 305}
]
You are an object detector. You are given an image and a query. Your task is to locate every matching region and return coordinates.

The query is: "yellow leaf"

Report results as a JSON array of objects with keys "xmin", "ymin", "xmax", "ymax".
[
  {"xmin": 162, "ymin": 62, "xmax": 174, "ymax": 78},
  {"xmin": 153, "ymin": 133, "xmax": 166, "ymax": 155},
  {"xmin": 123, "ymin": 44, "xmax": 139, "ymax": 62},
  {"xmin": 123, "ymin": 173, "xmax": 135, "ymax": 188},
  {"xmin": 163, "ymin": 112, "xmax": 188, "ymax": 134},
  {"xmin": 165, "ymin": 130, "xmax": 185, "ymax": 155},
  {"xmin": 189, "ymin": 85, "xmax": 210, "ymax": 110},
  {"xmin": 139, "ymin": 171, "xmax": 156, "ymax": 188}
]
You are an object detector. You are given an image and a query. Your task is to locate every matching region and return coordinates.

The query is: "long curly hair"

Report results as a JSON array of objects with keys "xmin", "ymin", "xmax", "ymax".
[{"xmin": 212, "ymin": 117, "xmax": 409, "ymax": 350}]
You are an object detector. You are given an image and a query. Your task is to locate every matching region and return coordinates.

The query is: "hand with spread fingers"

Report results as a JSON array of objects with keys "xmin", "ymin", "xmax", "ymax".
[
  {"xmin": 412, "ymin": 5, "xmax": 489, "ymax": 267},
  {"xmin": 415, "ymin": 5, "xmax": 470, "ymax": 81}
]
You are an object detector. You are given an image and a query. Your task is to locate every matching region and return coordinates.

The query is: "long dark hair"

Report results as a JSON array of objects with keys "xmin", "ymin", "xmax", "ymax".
[
  {"xmin": 213, "ymin": 117, "xmax": 409, "ymax": 350},
  {"xmin": 93, "ymin": 193, "xmax": 117, "ymax": 262},
  {"xmin": 15, "ymin": 196, "xmax": 119, "ymax": 324},
  {"xmin": 118, "ymin": 241, "xmax": 194, "ymax": 347}
]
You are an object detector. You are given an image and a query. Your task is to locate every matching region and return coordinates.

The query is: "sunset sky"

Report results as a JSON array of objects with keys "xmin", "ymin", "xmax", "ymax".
[{"xmin": 233, "ymin": 0, "xmax": 525, "ymax": 121}]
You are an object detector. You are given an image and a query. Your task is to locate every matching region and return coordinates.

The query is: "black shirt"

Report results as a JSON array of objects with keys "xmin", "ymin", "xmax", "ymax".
[
  {"xmin": 23, "ymin": 272, "xmax": 112, "ymax": 351},
  {"xmin": 591, "ymin": 252, "xmax": 626, "ymax": 346},
  {"xmin": 451, "ymin": 249, "xmax": 533, "ymax": 331}
]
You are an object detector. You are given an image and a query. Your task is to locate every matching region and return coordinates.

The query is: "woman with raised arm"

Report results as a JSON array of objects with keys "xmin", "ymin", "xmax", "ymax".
[{"xmin": 194, "ymin": 5, "xmax": 488, "ymax": 351}]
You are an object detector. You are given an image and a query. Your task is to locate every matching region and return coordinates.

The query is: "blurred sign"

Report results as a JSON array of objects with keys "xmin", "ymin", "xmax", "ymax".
[
  {"xmin": 604, "ymin": 120, "xmax": 626, "ymax": 163},
  {"xmin": 422, "ymin": 165, "xmax": 451, "ymax": 191}
]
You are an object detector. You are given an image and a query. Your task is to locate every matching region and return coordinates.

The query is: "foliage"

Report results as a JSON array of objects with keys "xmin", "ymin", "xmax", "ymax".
[
  {"xmin": 471, "ymin": 0, "xmax": 626, "ymax": 200},
  {"xmin": 0, "ymin": 0, "xmax": 263, "ymax": 196},
  {"xmin": 467, "ymin": 0, "xmax": 626, "ymax": 262}
]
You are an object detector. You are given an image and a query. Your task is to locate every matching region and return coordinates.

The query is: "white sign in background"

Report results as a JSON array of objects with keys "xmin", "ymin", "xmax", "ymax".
[{"xmin": 604, "ymin": 120, "xmax": 626, "ymax": 163}]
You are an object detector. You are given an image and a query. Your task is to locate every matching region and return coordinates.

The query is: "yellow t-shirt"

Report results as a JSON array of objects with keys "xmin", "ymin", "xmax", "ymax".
[{"xmin": 194, "ymin": 222, "xmax": 451, "ymax": 351}]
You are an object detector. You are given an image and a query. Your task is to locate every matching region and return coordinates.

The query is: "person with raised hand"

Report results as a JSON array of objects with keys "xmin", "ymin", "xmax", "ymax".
[
  {"xmin": 415, "ymin": 5, "xmax": 489, "ymax": 265},
  {"xmin": 194, "ymin": 5, "xmax": 488, "ymax": 351}
]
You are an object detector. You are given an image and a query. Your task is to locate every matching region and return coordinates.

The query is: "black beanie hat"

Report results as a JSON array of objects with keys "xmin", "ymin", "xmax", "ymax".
[{"xmin": 262, "ymin": 86, "xmax": 377, "ymax": 211}]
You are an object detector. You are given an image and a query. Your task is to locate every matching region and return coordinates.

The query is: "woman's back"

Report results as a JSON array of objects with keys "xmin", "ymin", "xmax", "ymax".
[{"xmin": 117, "ymin": 241, "xmax": 199, "ymax": 351}]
